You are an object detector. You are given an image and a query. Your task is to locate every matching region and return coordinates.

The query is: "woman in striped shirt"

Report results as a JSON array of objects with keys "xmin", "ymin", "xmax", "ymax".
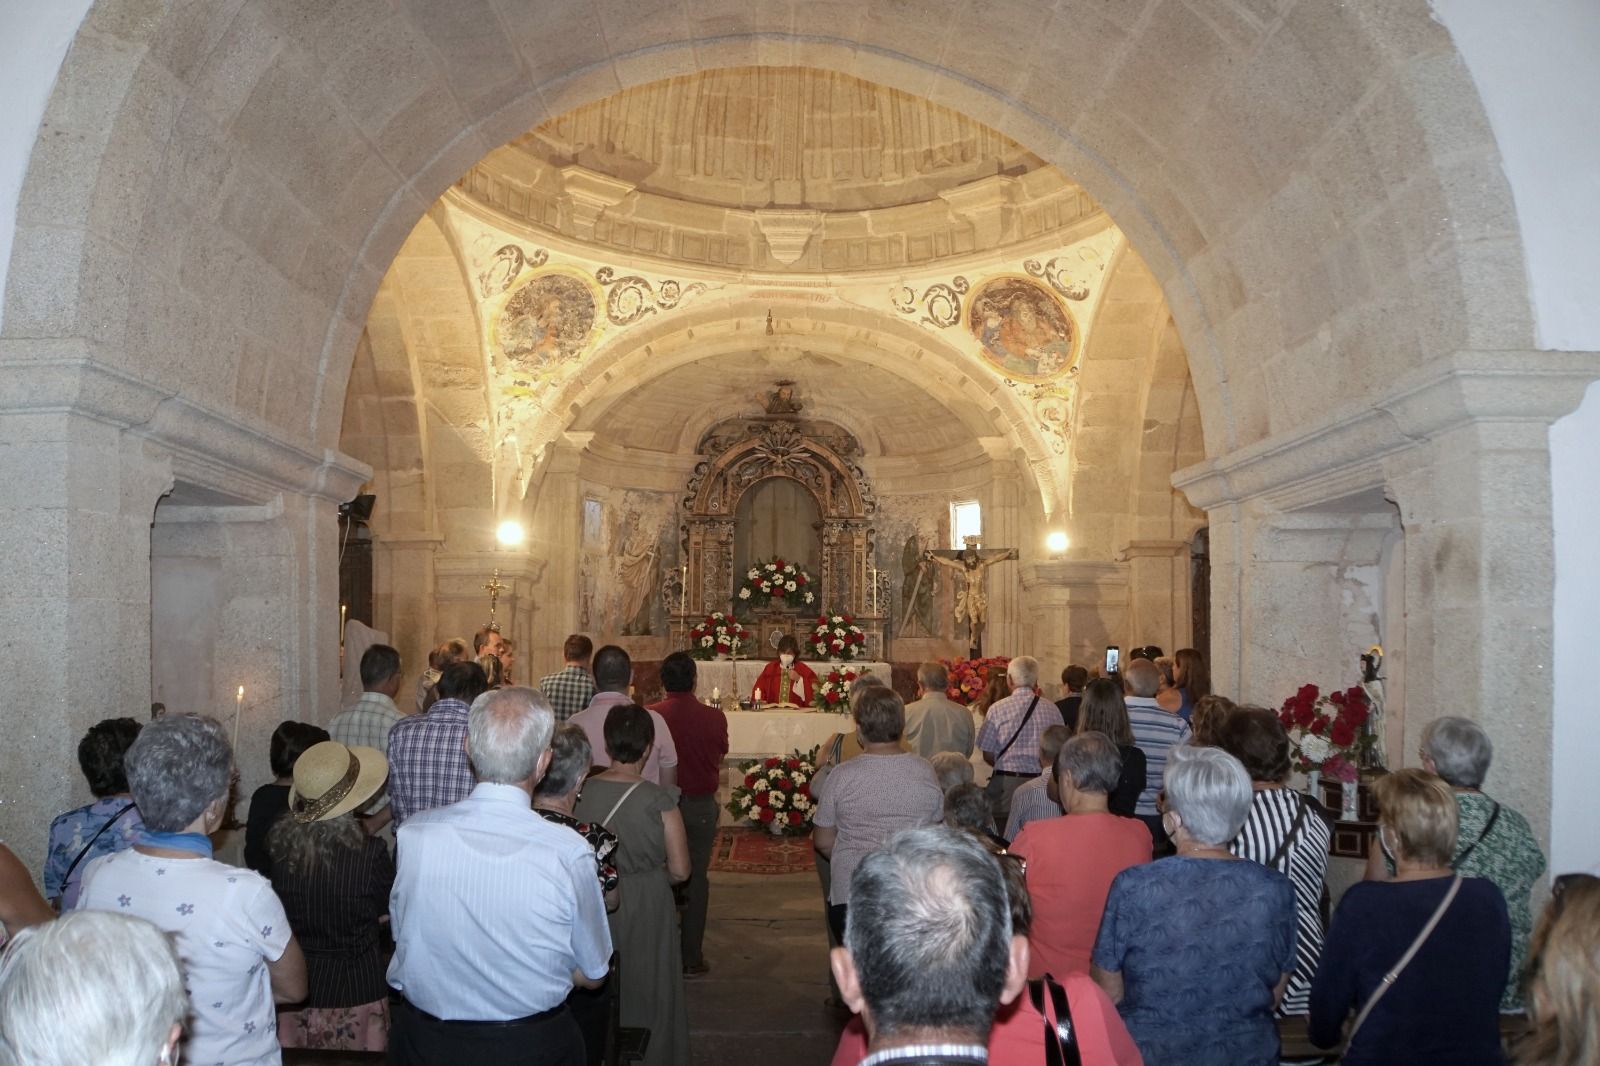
[{"xmin": 1218, "ymin": 706, "xmax": 1331, "ymax": 1016}]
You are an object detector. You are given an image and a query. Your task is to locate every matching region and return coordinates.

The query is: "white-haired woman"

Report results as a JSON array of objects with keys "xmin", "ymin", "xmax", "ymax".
[
  {"xmin": 1092, "ymin": 745, "xmax": 1297, "ymax": 1065},
  {"xmin": 0, "ymin": 910, "xmax": 186, "ymax": 1066},
  {"xmin": 78, "ymin": 714, "xmax": 307, "ymax": 1066},
  {"xmin": 269, "ymin": 740, "xmax": 394, "ymax": 1052},
  {"xmin": 1367, "ymin": 715, "xmax": 1545, "ymax": 1012}
]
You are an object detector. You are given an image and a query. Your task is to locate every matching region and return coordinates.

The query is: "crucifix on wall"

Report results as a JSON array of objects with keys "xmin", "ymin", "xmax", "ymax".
[{"xmin": 923, "ymin": 536, "xmax": 1018, "ymax": 657}]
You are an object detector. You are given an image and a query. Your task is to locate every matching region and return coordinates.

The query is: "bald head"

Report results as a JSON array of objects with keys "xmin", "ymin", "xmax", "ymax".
[{"xmin": 1123, "ymin": 658, "xmax": 1160, "ymax": 698}]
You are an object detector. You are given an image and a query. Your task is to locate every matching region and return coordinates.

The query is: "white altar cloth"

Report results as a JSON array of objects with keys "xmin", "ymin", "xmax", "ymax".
[{"xmin": 723, "ymin": 709, "xmax": 851, "ymax": 759}]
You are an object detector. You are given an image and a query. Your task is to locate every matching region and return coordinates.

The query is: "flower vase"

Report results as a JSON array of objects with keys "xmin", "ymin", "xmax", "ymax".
[
  {"xmin": 768, "ymin": 819, "xmax": 786, "ymax": 836},
  {"xmin": 1306, "ymin": 769, "xmax": 1320, "ymax": 800},
  {"xmin": 1341, "ymin": 779, "xmax": 1360, "ymax": 821}
]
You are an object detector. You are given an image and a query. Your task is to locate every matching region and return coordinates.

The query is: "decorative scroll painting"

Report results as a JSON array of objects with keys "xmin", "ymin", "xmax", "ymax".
[{"xmin": 966, "ymin": 276, "xmax": 1078, "ymax": 383}]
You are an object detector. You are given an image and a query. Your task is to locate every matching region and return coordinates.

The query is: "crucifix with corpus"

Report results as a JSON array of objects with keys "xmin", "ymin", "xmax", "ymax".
[
  {"xmin": 923, "ymin": 535, "xmax": 1018, "ymax": 657},
  {"xmin": 482, "ymin": 568, "xmax": 506, "ymax": 633}
]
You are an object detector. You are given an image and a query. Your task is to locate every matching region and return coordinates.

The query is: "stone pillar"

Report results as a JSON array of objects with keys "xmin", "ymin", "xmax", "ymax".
[
  {"xmin": 0, "ymin": 410, "xmax": 172, "ymax": 867},
  {"xmin": 984, "ymin": 459, "xmax": 1023, "ymax": 656},
  {"xmin": 1118, "ymin": 539, "xmax": 1190, "ymax": 652},
  {"xmin": 371, "ymin": 532, "xmax": 443, "ymax": 693},
  {"xmin": 529, "ymin": 440, "xmax": 584, "ymax": 674},
  {"xmin": 1020, "ymin": 561, "xmax": 1129, "ymax": 686}
]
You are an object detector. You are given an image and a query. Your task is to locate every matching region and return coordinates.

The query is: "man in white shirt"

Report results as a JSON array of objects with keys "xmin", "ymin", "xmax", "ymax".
[
  {"xmin": 388, "ymin": 687, "xmax": 612, "ymax": 1065},
  {"xmin": 903, "ymin": 661, "xmax": 976, "ymax": 759},
  {"xmin": 570, "ymin": 645, "xmax": 679, "ymax": 788}
]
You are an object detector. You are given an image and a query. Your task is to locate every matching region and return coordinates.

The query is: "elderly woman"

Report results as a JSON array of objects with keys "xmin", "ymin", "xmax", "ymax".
[
  {"xmin": 1011, "ymin": 731, "xmax": 1152, "ymax": 979},
  {"xmin": 1187, "ymin": 694, "xmax": 1236, "ymax": 748},
  {"xmin": 269, "ymin": 740, "xmax": 394, "ymax": 1052},
  {"xmin": 943, "ymin": 781, "xmax": 1007, "ymax": 850},
  {"xmin": 1075, "ymin": 678, "xmax": 1147, "ymax": 817},
  {"xmin": 574, "ymin": 705, "xmax": 690, "ymax": 1066},
  {"xmin": 813, "ymin": 685, "xmax": 944, "ymax": 944},
  {"xmin": 1366, "ymin": 716, "xmax": 1545, "ymax": 1012},
  {"xmin": 1218, "ymin": 707, "xmax": 1331, "ymax": 1017},
  {"xmin": 534, "ymin": 724, "xmax": 619, "ymax": 909},
  {"xmin": 1311, "ymin": 769, "xmax": 1510, "ymax": 1064},
  {"xmin": 78, "ymin": 714, "xmax": 307, "ymax": 1066},
  {"xmin": 43, "ymin": 717, "xmax": 145, "ymax": 911},
  {"xmin": 930, "ymin": 750, "xmax": 976, "ymax": 792},
  {"xmin": 0, "ymin": 910, "xmax": 187, "ymax": 1066},
  {"xmin": 1092, "ymin": 745, "xmax": 1297, "ymax": 1065},
  {"xmin": 1519, "ymin": 873, "xmax": 1600, "ymax": 1065}
]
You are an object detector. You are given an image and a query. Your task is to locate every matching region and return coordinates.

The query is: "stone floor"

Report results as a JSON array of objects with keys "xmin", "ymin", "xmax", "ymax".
[{"xmin": 686, "ymin": 870, "xmax": 849, "ymax": 1065}]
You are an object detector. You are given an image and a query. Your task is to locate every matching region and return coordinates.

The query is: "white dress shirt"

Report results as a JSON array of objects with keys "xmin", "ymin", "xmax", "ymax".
[{"xmin": 388, "ymin": 783, "xmax": 612, "ymax": 1019}]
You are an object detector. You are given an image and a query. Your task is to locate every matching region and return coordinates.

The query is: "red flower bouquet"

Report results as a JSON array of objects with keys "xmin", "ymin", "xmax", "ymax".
[
  {"xmin": 687, "ymin": 611, "xmax": 751, "ymax": 661},
  {"xmin": 1277, "ymin": 684, "xmax": 1372, "ymax": 778},
  {"xmin": 809, "ymin": 610, "xmax": 867, "ymax": 661},
  {"xmin": 726, "ymin": 747, "xmax": 819, "ymax": 835},
  {"xmin": 940, "ymin": 656, "xmax": 1011, "ymax": 706}
]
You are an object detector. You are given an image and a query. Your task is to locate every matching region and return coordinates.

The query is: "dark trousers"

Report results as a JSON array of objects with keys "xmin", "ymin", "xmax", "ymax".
[
  {"xmin": 388, "ymin": 997, "xmax": 585, "ymax": 1066},
  {"xmin": 827, "ymin": 902, "xmax": 848, "ymax": 945},
  {"xmin": 817, "ymin": 852, "xmax": 844, "ymax": 1000},
  {"xmin": 985, "ymin": 771, "xmax": 1032, "ymax": 832},
  {"xmin": 678, "ymin": 792, "xmax": 720, "ymax": 967}
]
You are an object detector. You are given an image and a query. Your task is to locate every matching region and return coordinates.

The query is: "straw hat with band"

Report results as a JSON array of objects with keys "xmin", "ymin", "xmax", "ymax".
[{"xmin": 289, "ymin": 741, "xmax": 389, "ymax": 823}]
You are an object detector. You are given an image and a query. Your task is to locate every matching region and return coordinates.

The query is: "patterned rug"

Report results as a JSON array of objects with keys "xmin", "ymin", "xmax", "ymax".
[{"xmin": 709, "ymin": 826, "xmax": 816, "ymax": 875}]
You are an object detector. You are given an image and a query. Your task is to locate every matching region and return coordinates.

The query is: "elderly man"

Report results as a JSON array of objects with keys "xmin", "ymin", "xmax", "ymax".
[
  {"xmin": 1123, "ymin": 657, "xmax": 1191, "ymax": 854},
  {"xmin": 975, "ymin": 656, "xmax": 1063, "ymax": 830},
  {"xmin": 831, "ymin": 826, "xmax": 1029, "ymax": 1066},
  {"xmin": 540, "ymin": 633, "xmax": 598, "ymax": 723},
  {"xmin": 1001, "ymin": 724, "xmax": 1071, "ymax": 839},
  {"xmin": 570, "ymin": 645, "xmax": 678, "ymax": 787},
  {"xmin": 330, "ymin": 643, "xmax": 406, "ymax": 752},
  {"xmin": 388, "ymin": 687, "xmax": 612, "ymax": 1066},
  {"xmin": 387, "ymin": 660, "xmax": 490, "ymax": 827},
  {"xmin": 903, "ymin": 662, "xmax": 975, "ymax": 759}
]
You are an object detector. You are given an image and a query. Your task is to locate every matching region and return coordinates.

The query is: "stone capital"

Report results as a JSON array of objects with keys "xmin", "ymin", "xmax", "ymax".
[{"xmin": 1116, "ymin": 539, "xmax": 1188, "ymax": 560}]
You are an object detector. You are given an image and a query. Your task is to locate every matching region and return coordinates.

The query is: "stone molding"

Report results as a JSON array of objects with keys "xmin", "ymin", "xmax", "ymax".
[
  {"xmin": 1174, "ymin": 350, "xmax": 1600, "ymax": 512},
  {"xmin": 0, "ymin": 355, "xmax": 371, "ymax": 506},
  {"xmin": 1020, "ymin": 560, "xmax": 1129, "ymax": 603},
  {"xmin": 1116, "ymin": 539, "xmax": 1189, "ymax": 561}
]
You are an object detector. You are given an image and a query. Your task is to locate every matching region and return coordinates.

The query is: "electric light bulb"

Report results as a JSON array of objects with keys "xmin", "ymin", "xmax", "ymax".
[{"xmin": 496, "ymin": 520, "xmax": 525, "ymax": 547}]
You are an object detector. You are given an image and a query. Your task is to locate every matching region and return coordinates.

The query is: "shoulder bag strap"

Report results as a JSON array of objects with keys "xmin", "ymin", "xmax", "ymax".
[
  {"xmin": 599, "ymin": 781, "xmax": 645, "ymax": 829},
  {"xmin": 1452, "ymin": 802, "xmax": 1502, "ymax": 867},
  {"xmin": 58, "ymin": 801, "xmax": 137, "ymax": 893},
  {"xmin": 1346, "ymin": 875, "xmax": 1462, "ymax": 1045},
  {"xmin": 993, "ymin": 694, "xmax": 1042, "ymax": 764},
  {"xmin": 1267, "ymin": 797, "xmax": 1311, "ymax": 870}
]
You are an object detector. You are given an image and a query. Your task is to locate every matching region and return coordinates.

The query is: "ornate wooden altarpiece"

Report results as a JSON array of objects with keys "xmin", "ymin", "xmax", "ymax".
[{"xmin": 670, "ymin": 414, "xmax": 886, "ymax": 657}]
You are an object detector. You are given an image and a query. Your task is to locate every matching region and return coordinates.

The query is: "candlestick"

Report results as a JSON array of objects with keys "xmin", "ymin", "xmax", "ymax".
[
  {"xmin": 680, "ymin": 564, "xmax": 688, "ymax": 614},
  {"xmin": 231, "ymin": 686, "xmax": 244, "ymax": 749},
  {"xmin": 340, "ymin": 603, "xmax": 347, "ymax": 643}
]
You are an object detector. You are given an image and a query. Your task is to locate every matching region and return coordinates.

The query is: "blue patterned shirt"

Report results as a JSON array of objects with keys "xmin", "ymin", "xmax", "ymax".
[
  {"xmin": 538, "ymin": 666, "xmax": 597, "ymax": 722},
  {"xmin": 44, "ymin": 796, "xmax": 143, "ymax": 909},
  {"xmin": 387, "ymin": 698, "xmax": 475, "ymax": 827}
]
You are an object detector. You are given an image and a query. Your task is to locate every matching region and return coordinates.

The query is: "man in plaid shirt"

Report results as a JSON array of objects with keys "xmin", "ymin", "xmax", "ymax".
[
  {"xmin": 538, "ymin": 633, "xmax": 596, "ymax": 723},
  {"xmin": 330, "ymin": 644, "xmax": 406, "ymax": 752},
  {"xmin": 387, "ymin": 660, "xmax": 490, "ymax": 827},
  {"xmin": 976, "ymin": 656, "xmax": 1063, "ymax": 830}
]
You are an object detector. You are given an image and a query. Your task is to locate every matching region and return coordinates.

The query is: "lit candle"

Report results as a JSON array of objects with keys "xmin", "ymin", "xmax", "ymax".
[
  {"xmin": 231, "ymin": 686, "xmax": 244, "ymax": 749},
  {"xmin": 680, "ymin": 565, "xmax": 688, "ymax": 613},
  {"xmin": 340, "ymin": 603, "xmax": 347, "ymax": 643}
]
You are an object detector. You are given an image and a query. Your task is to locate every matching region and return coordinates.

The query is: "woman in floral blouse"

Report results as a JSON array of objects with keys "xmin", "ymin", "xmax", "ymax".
[
  {"xmin": 534, "ymin": 724, "xmax": 620, "ymax": 908},
  {"xmin": 43, "ymin": 717, "xmax": 145, "ymax": 910}
]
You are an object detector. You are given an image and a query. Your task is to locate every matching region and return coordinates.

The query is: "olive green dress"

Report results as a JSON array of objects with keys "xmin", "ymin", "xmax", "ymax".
[{"xmin": 575, "ymin": 777, "xmax": 688, "ymax": 1066}]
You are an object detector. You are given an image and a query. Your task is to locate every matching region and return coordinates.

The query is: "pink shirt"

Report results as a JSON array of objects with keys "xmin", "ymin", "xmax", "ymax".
[
  {"xmin": 569, "ymin": 691, "xmax": 679, "ymax": 786},
  {"xmin": 1009, "ymin": 813, "xmax": 1153, "ymax": 978}
]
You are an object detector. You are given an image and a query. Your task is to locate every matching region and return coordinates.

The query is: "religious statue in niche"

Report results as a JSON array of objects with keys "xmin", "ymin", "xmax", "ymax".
[
  {"xmin": 898, "ymin": 534, "xmax": 938, "ymax": 637},
  {"xmin": 494, "ymin": 272, "xmax": 597, "ymax": 373},
  {"xmin": 924, "ymin": 536, "xmax": 1019, "ymax": 657},
  {"xmin": 614, "ymin": 515, "xmax": 661, "ymax": 635},
  {"xmin": 966, "ymin": 276, "xmax": 1078, "ymax": 383}
]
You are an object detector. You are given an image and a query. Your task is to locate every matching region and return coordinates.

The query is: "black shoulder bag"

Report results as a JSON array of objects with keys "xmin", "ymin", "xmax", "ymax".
[{"xmin": 1030, "ymin": 975, "xmax": 1082, "ymax": 1066}]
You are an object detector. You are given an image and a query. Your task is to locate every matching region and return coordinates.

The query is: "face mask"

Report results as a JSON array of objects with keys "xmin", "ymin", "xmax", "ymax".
[{"xmin": 780, "ymin": 654, "xmax": 795, "ymax": 667}]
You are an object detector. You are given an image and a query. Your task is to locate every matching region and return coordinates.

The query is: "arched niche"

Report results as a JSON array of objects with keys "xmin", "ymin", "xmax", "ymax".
[{"xmin": 677, "ymin": 414, "xmax": 879, "ymax": 646}]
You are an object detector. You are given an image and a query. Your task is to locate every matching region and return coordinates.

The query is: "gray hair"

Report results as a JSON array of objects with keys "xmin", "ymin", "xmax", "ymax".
[
  {"xmin": 534, "ymin": 724, "xmax": 593, "ymax": 800},
  {"xmin": 943, "ymin": 782, "xmax": 995, "ymax": 835},
  {"xmin": 1006, "ymin": 656, "xmax": 1039, "ymax": 688},
  {"xmin": 917, "ymin": 662, "xmax": 949, "ymax": 692},
  {"xmin": 1123, "ymin": 658, "xmax": 1160, "ymax": 698},
  {"xmin": 846, "ymin": 826, "xmax": 1013, "ymax": 1041},
  {"xmin": 124, "ymin": 714, "xmax": 233, "ymax": 832},
  {"xmin": 467, "ymin": 687, "xmax": 554, "ymax": 785},
  {"xmin": 0, "ymin": 910, "xmax": 186, "ymax": 1066},
  {"xmin": 267, "ymin": 811, "xmax": 365, "ymax": 878},
  {"xmin": 929, "ymin": 752, "xmax": 975, "ymax": 791},
  {"xmin": 1165, "ymin": 744, "xmax": 1253, "ymax": 846},
  {"xmin": 1056, "ymin": 731, "xmax": 1123, "ymax": 795},
  {"xmin": 1421, "ymin": 716, "xmax": 1493, "ymax": 789}
]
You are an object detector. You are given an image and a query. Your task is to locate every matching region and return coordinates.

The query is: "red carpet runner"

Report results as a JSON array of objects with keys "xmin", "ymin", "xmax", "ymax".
[{"xmin": 708, "ymin": 827, "xmax": 816, "ymax": 875}]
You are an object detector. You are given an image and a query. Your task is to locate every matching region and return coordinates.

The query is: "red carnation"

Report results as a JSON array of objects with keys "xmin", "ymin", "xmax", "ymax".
[
  {"xmin": 764, "ymin": 757, "xmax": 780, "ymax": 768},
  {"xmin": 1297, "ymin": 684, "xmax": 1320, "ymax": 704},
  {"xmin": 1294, "ymin": 704, "xmax": 1315, "ymax": 728},
  {"xmin": 759, "ymin": 807, "xmax": 776, "ymax": 823},
  {"xmin": 754, "ymin": 792, "xmax": 770, "ymax": 808},
  {"xmin": 1330, "ymin": 719, "xmax": 1357, "ymax": 747},
  {"xmin": 797, "ymin": 574, "xmax": 807, "ymax": 584},
  {"xmin": 787, "ymin": 811, "xmax": 803, "ymax": 826},
  {"xmin": 799, "ymin": 784, "xmax": 811, "ymax": 798},
  {"xmin": 775, "ymin": 777, "xmax": 792, "ymax": 791},
  {"xmin": 1342, "ymin": 702, "xmax": 1369, "ymax": 728},
  {"xmin": 774, "ymin": 558, "xmax": 785, "ymax": 567},
  {"xmin": 744, "ymin": 774, "xmax": 757, "ymax": 788},
  {"xmin": 786, "ymin": 758, "xmax": 800, "ymax": 770},
  {"xmin": 1312, "ymin": 714, "xmax": 1331, "ymax": 733}
]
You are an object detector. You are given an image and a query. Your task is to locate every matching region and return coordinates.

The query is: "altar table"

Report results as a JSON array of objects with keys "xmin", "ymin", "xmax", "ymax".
[
  {"xmin": 690, "ymin": 659, "xmax": 892, "ymax": 705},
  {"xmin": 723, "ymin": 709, "xmax": 852, "ymax": 760}
]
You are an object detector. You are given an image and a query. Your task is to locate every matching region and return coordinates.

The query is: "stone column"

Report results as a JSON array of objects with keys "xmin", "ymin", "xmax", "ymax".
[
  {"xmin": 1118, "ymin": 539, "xmax": 1190, "ymax": 652},
  {"xmin": 371, "ymin": 532, "xmax": 443, "ymax": 695},
  {"xmin": 0, "ymin": 410, "xmax": 172, "ymax": 866},
  {"xmin": 1020, "ymin": 561, "xmax": 1129, "ymax": 684},
  {"xmin": 983, "ymin": 457, "xmax": 1023, "ymax": 656}
]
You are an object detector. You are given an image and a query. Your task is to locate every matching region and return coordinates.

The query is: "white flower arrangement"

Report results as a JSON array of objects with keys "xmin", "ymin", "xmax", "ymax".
[
  {"xmin": 736, "ymin": 557, "xmax": 815, "ymax": 610},
  {"xmin": 725, "ymin": 747, "xmax": 821, "ymax": 835}
]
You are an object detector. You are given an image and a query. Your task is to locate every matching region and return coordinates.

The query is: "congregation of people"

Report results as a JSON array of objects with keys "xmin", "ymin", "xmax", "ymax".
[{"xmin": 0, "ymin": 632, "xmax": 1596, "ymax": 1066}]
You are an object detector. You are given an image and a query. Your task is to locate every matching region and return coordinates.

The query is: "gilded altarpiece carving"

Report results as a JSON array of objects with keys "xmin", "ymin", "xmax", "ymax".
[{"xmin": 673, "ymin": 417, "xmax": 882, "ymax": 656}]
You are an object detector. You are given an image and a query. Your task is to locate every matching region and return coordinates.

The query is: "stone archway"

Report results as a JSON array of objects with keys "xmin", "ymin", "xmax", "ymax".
[{"xmin": 3, "ymin": 1, "xmax": 1593, "ymax": 866}]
